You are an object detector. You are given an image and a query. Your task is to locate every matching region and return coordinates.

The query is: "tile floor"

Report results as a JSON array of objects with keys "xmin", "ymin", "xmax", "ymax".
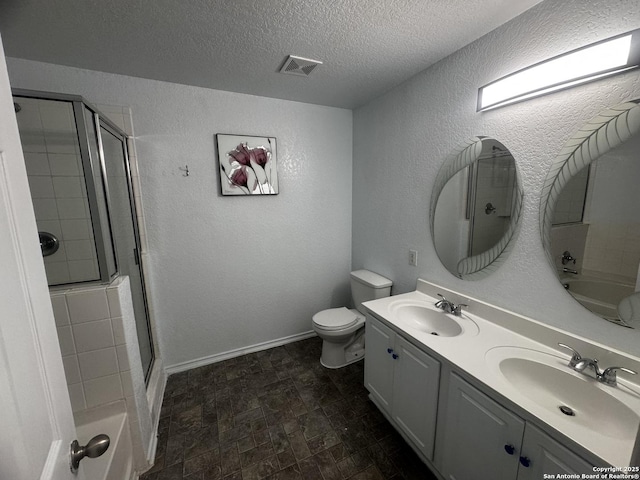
[{"xmin": 140, "ymin": 336, "xmax": 438, "ymax": 480}]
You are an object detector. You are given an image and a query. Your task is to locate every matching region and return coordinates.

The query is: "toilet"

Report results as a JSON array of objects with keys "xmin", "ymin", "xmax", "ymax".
[{"xmin": 312, "ymin": 269, "xmax": 392, "ymax": 368}]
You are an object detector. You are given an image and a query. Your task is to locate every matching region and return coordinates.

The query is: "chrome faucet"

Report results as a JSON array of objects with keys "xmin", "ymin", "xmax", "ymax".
[
  {"xmin": 558, "ymin": 343, "xmax": 638, "ymax": 386},
  {"xmin": 435, "ymin": 294, "xmax": 455, "ymax": 313},
  {"xmin": 435, "ymin": 294, "xmax": 467, "ymax": 317},
  {"xmin": 573, "ymin": 357, "xmax": 600, "ymax": 374}
]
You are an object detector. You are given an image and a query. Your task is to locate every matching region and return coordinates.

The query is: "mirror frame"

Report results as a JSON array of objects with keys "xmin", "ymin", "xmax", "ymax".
[
  {"xmin": 540, "ymin": 100, "xmax": 640, "ymax": 266},
  {"xmin": 430, "ymin": 136, "xmax": 524, "ymax": 279}
]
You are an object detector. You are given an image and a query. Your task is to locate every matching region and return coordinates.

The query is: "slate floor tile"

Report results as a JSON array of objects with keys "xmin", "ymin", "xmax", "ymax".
[{"xmin": 142, "ymin": 337, "xmax": 437, "ymax": 480}]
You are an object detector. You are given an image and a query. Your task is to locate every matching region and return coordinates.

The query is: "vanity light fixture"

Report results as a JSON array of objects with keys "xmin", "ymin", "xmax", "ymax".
[{"xmin": 477, "ymin": 28, "xmax": 640, "ymax": 111}]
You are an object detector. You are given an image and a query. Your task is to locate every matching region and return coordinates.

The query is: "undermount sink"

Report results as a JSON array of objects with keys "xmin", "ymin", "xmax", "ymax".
[
  {"xmin": 390, "ymin": 301, "xmax": 479, "ymax": 337},
  {"xmin": 485, "ymin": 346, "xmax": 640, "ymax": 439}
]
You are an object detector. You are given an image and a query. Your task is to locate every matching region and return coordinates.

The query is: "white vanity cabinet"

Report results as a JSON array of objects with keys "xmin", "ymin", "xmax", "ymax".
[
  {"xmin": 439, "ymin": 373, "xmax": 595, "ymax": 480},
  {"xmin": 365, "ymin": 315, "xmax": 441, "ymax": 460},
  {"xmin": 517, "ymin": 423, "xmax": 596, "ymax": 480},
  {"xmin": 440, "ymin": 372, "xmax": 524, "ymax": 479}
]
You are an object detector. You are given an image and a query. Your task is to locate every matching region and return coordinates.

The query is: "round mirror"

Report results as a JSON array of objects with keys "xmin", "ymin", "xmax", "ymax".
[
  {"xmin": 540, "ymin": 100, "xmax": 640, "ymax": 327},
  {"xmin": 430, "ymin": 137, "xmax": 523, "ymax": 280}
]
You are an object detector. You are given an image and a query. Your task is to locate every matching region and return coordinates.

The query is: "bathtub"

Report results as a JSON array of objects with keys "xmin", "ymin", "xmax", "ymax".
[
  {"xmin": 75, "ymin": 411, "xmax": 133, "ymax": 480},
  {"xmin": 562, "ymin": 276, "xmax": 635, "ymax": 323}
]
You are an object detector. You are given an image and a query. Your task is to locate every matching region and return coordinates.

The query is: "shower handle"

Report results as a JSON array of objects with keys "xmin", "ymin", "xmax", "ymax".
[{"xmin": 39, "ymin": 231, "xmax": 60, "ymax": 257}]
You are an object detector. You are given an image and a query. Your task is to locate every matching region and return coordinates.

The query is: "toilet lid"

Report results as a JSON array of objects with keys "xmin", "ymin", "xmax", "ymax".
[{"xmin": 313, "ymin": 307, "xmax": 359, "ymax": 330}]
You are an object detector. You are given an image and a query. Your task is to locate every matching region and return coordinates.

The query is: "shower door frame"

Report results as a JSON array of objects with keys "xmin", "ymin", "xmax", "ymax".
[
  {"xmin": 12, "ymin": 88, "xmax": 155, "ymax": 382},
  {"xmin": 95, "ymin": 110, "xmax": 155, "ymax": 383},
  {"xmin": 14, "ymin": 89, "xmax": 118, "ymax": 283}
]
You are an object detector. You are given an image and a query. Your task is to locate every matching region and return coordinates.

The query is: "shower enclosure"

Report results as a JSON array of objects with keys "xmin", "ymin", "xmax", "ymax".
[{"xmin": 13, "ymin": 90, "xmax": 154, "ymax": 381}]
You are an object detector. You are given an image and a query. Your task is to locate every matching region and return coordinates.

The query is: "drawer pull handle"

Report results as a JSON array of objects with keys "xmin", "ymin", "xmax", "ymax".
[
  {"xmin": 392, "ymin": 353, "xmax": 399, "ymax": 359},
  {"xmin": 387, "ymin": 348, "xmax": 393, "ymax": 354},
  {"xmin": 504, "ymin": 444, "xmax": 515, "ymax": 455},
  {"xmin": 519, "ymin": 456, "xmax": 531, "ymax": 467}
]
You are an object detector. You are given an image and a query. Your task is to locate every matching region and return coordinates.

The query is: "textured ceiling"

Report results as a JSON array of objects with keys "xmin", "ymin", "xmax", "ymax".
[{"xmin": 0, "ymin": 0, "xmax": 544, "ymax": 109}]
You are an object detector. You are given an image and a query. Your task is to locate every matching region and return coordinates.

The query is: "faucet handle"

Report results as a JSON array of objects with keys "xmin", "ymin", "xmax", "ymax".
[
  {"xmin": 558, "ymin": 343, "xmax": 582, "ymax": 367},
  {"xmin": 435, "ymin": 294, "xmax": 450, "ymax": 311},
  {"xmin": 600, "ymin": 366, "xmax": 638, "ymax": 386},
  {"xmin": 452, "ymin": 304, "xmax": 468, "ymax": 317}
]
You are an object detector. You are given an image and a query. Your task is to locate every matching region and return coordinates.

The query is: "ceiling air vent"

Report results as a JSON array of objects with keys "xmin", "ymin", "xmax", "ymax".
[{"xmin": 279, "ymin": 55, "xmax": 322, "ymax": 77}]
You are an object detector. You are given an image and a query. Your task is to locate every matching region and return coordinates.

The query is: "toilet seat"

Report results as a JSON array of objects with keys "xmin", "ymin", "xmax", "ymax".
[{"xmin": 312, "ymin": 307, "xmax": 360, "ymax": 331}]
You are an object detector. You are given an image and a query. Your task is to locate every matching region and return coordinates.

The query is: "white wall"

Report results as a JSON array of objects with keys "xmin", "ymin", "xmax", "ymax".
[
  {"xmin": 352, "ymin": 0, "xmax": 640, "ymax": 355},
  {"xmin": 7, "ymin": 61, "xmax": 353, "ymax": 368}
]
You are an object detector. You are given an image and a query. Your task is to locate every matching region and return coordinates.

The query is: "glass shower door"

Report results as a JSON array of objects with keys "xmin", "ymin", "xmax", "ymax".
[
  {"xmin": 98, "ymin": 121, "xmax": 154, "ymax": 379},
  {"xmin": 15, "ymin": 90, "xmax": 155, "ymax": 382}
]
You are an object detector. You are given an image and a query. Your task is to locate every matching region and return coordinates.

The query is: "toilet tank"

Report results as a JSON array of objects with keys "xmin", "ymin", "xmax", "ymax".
[{"xmin": 350, "ymin": 269, "xmax": 393, "ymax": 314}]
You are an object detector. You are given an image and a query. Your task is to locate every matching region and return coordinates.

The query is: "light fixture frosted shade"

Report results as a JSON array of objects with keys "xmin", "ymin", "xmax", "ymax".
[{"xmin": 478, "ymin": 29, "xmax": 640, "ymax": 111}]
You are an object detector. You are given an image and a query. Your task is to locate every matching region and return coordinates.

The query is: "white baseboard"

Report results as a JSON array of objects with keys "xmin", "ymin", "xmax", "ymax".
[{"xmin": 165, "ymin": 330, "xmax": 317, "ymax": 375}]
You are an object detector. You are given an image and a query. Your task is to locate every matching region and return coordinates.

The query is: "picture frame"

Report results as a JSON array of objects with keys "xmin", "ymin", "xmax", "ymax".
[{"xmin": 216, "ymin": 134, "xmax": 278, "ymax": 195}]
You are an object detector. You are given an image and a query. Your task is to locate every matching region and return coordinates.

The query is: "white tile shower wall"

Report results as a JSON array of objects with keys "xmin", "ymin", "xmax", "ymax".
[
  {"xmin": 580, "ymin": 134, "xmax": 640, "ymax": 286},
  {"xmin": 51, "ymin": 276, "xmax": 153, "ymax": 472},
  {"xmin": 583, "ymin": 223, "xmax": 640, "ymax": 284},
  {"xmin": 16, "ymin": 97, "xmax": 99, "ymax": 284}
]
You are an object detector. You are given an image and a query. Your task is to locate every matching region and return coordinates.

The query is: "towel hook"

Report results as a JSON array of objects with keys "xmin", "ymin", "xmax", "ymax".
[{"xmin": 180, "ymin": 165, "xmax": 190, "ymax": 177}]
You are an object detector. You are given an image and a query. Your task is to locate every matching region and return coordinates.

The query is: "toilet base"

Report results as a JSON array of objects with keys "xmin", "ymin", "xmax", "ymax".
[
  {"xmin": 318, "ymin": 330, "xmax": 365, "ymax": 369},
  {"xmin": 320, "ymin": 354, "xmax": 364, "ymax": 369}
]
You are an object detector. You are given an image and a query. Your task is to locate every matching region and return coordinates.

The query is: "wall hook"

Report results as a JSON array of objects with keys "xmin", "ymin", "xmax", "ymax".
[{"xmin": 180, "ymin": 165, "xmax": 190, "ymax": 177}]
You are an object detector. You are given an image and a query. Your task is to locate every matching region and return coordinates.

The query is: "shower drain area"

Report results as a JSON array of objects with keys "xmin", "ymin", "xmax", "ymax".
[{"xmin": 559, "ymin": 405, "xmax": 576, "ymax": 416}]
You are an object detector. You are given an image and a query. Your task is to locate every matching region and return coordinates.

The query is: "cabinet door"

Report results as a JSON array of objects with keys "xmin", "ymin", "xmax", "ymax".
[
  {"xmin": 364, "ymin": 316, "xmax": 395, "ymax": 412},
  {"xmin": 517, "ymin": 424, "xmax": 594, "ymax": 480},
  {"xmin": 392, "ymin": 336, "xmax": 440, "ymax": 460},
  {"xmin": 440, "ymin": 373, "xmax": 524, "ymax": 480}
]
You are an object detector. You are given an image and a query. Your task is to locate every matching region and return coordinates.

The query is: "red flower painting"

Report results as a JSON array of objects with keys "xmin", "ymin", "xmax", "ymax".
[{"xmin": 217, "ymin": 135, "xmax": 278, "ymax": 195}]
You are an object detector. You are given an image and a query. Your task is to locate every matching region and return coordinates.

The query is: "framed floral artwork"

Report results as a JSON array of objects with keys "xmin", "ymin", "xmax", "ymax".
[{"xmin": 216, "ymin": 134, "xmax": 278, "ymax": 195}]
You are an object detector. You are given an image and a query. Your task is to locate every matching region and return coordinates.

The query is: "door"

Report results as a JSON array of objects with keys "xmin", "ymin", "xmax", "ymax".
[
  {"xmin": 440, "ymin": 373, "xmax": 524, "ymax": 480},
  {"xmin": 364, "ymin": 316, "xmax": 395, "ymax": 412},
  {"xmin": 392, "ymin": 336, "xmax": 440, "ymax": 460},
  {"xmin": 517, "ymin": 424, "xmax": 594, "ymax": 479},
  {"xmin": 97, "ymin": 121, "xmax": 154, "ymax": 379},
  {"xmin": 468, "ymin": 153, "xmax": 516, "ymax": 256},
  {"xmin": 0, "ymin": 38, "xmax": 83, "ymax": 480}
]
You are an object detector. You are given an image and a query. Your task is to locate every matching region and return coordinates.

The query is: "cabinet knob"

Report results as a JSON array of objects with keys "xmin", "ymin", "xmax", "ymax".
[
  {"xmin": 387, "ymin": 348, "xmax": 394, "ymax": 354},
  {"xmin": 519, "ymin": 456, "xmax": 531, "ymax": 467},
  {"xmin": 392, "ymin": 353, "xmax": 399, "ymax": 359},
  {"xmin": 504, "ymin": 444, "xmax": 515, "ymax": 455}
]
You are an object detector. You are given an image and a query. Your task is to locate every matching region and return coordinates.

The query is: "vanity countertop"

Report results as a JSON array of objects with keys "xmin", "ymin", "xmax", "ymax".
[{"xmin": 363, "ymin": 280, "xmax": 640, "ymax": 468}]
